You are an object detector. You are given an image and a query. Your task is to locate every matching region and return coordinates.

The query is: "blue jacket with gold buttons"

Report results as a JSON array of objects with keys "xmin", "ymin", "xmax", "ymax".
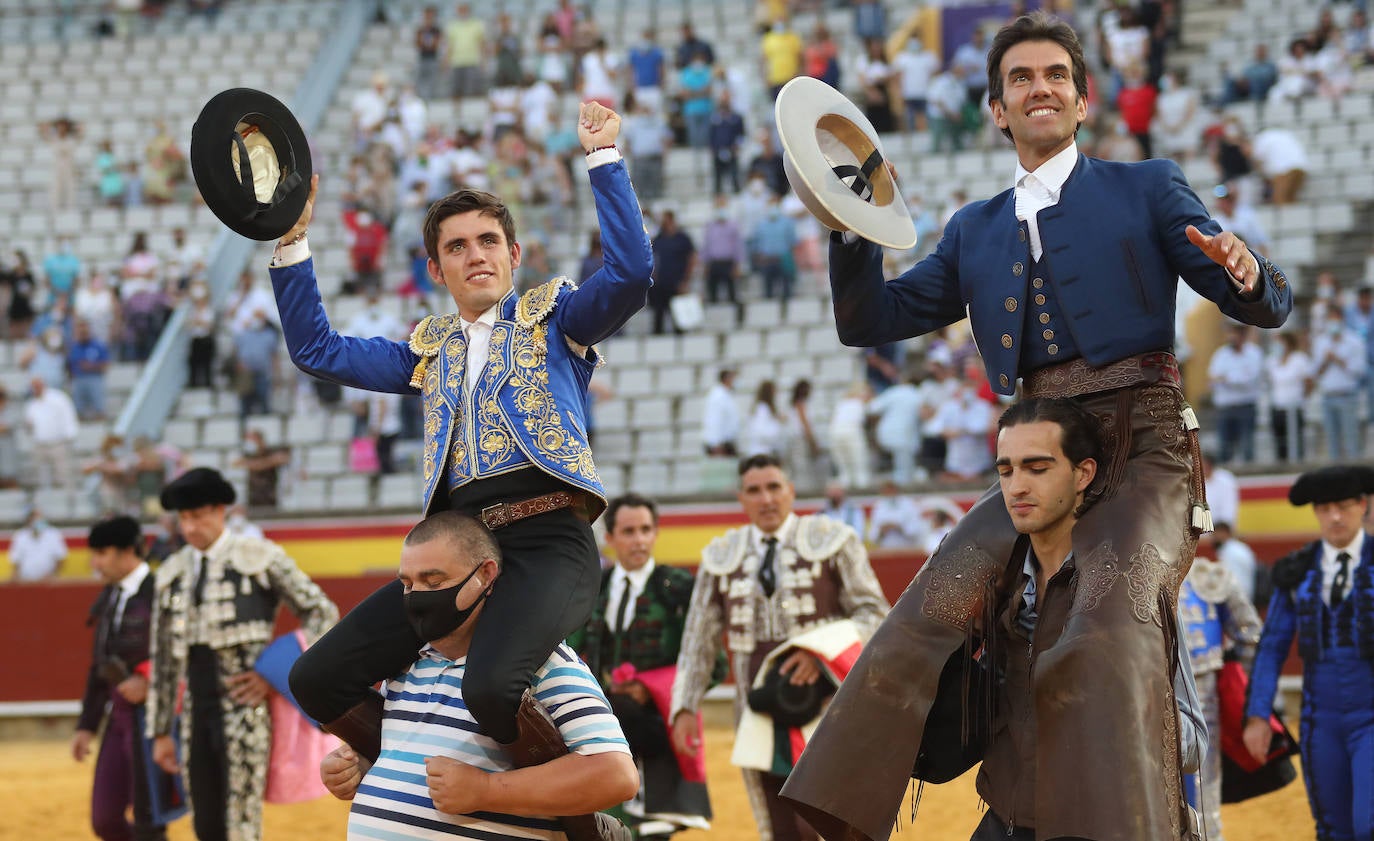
[
  {"xmin": 829, "ymin": 154, "xmax": 1293, "ymax": 395},
  {"xmin": 269, "ymin": 159, "xmax": 652, "ymax": 514}
]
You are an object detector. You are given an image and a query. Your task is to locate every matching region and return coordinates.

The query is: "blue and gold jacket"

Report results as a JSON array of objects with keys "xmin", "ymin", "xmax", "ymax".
[
  {"xmin": 1245, "ymin": 536, "xmax": 1374, "ymax": 720},
  {"xmin": 829, "ymin": 154, "xmax": 1293, "ymax": 395},
  {"xmin": 269, "ymin": 159, "xmax": 652, "ymax": 514}
]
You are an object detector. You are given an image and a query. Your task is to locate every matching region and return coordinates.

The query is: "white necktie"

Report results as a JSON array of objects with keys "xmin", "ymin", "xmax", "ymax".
[{"xmin": 465, "ymin": 321, "xmax": 491, "ymax": 396}]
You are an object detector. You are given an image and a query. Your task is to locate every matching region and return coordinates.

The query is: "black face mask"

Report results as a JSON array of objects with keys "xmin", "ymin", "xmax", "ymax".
[{"xmin": 403, "ymin": 564, "xmax": 492, "ymax": 642}]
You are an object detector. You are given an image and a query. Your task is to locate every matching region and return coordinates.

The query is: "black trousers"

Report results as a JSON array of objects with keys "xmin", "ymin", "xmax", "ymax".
[
  {"xmin": 187, "ymin": 646, "xmax": 228, "ymax": 841},
  {"xmin": 969, "ymin": 810, "xmax": 1095, "ymax": 841},
  {"xmin": 291, "ymin": 469, "xmax": 601, "ymax": 743}
]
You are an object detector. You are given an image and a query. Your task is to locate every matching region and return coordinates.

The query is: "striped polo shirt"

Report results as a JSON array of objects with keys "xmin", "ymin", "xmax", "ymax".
[{"xmin": 347, "ymin": 643, "xmax": 630, "ymax": 840}]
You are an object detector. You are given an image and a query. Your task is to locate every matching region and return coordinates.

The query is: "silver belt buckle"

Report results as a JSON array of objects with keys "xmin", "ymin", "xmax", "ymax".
[{"xmin": 481, "ymin": 503, "xmax": 508, "ymax": 529}]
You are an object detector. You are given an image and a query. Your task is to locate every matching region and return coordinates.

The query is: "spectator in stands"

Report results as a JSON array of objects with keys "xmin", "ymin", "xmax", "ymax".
[
  {"xmin": 1208, "ymin": 324, "xmax": 1263, "ymax": 464},
  {"xmin": 184, "ymin": 279, "xmax": 217, "ymax": 389},
  {"xmin": 853, "ymin": 0, "xmax": 887, "ymax": 43},
  {"xmin": 41, "ymin": 117, "xmax": 80, "ymax": 211},
  {"xmin": 702, "ymin": 368, "xmax": 740, "ymax": 457},
  {"xmin": 803, "ymin": 20, "xmax": 840, "ymax": 88},
  {"xmin": 1152, "ymin": 68, "xmax": 1202, "ymax": 160},
  {"xmin": 675, "ymin": 21, "xmax": 715, "ymax": 70},
  {"xmin": 489, "ymin": 11, "xmax": 523, "ymax": 90},
  {"xmin": 649, "ymin": 209, "xmax": 695, "ymax": 335},
  {"xmin": 701, "ymin": 193, "xmax": 746, "ymax": 308},
  {"xmin": 745, "ymin": 130, "xmax": 788, "ymax": 198},
  {"xmin": 952, "ymin": 27, "xmax": 991, "ymax": 109},
  {"xmin": 1250, "ymin": 125, "xmax": 1309, "ymax": 206},
  {"xmin": 444, "ymin": 2, "xmax": 487, "ymax": 100},
  {"xmin": 73, "ymin": 269, "xmax": 119, "ymax": 348},
  {"xmin": 83, "ymin": 434, "xmax": 133, "ymax": 515},
  {"xmin": 868, "ymin": 479, "xmax": 924, "ymax": 548},
  {"xmin": 1116, "ymin": 63, "xmax": 1157, "ymax": 159},
  {"xmin": 894, "ymin": 35, "xmax": 938, "ymax": 133},
  {"xmin": 1313, "ymin": 302, "xmax": 1368, "ymax": 460},
  {"xmin": 351, "ymin": 70, "xmax": 392, "ymax": 151},
  {"xmin": 1100, "ymin": 3, "xmax": 1149, "ymax": 102},
  {"xmin": 760, "ymin": 18, "xmax": 803, "ymax": 100},
  {"xmin": 232, "ymin": 309, "xmax": 280, "ymax": 422},
  {"xmin": 42, "ymin": 237, "xmax": 82, "ymax": 301},
  {"xmin": 93, "ymin": 139, "xmax": 124, "ymax": 208},
  {"xmin": 1268, "ymin": 37, "xmax": 1320, "ymax": 106},
  {"xmin": 1267, "ymin": 331, "xmax": 1312, "ymax": 463},
  {"xmin": 928, "ymin": 62, "xmax": 971, "ymax": 153},
  {"xmin": 367, "ymin": 391, "xmax": 405, "ymax": 475},
  {"xmin": 67, "ymin": 319, "xmax": 110, "ymax": 421},
  {"xmin": 620, "ymin": 94, "xmax": 671, "ymax": 203},
  {"xmin": 784, "ymin": 379, "xmax": 822, "ymax": 493},
  {"xmin": 346, "ymin": 286, "xmax": 407, "ymax": 341},
  {"xmin": 708, "ymin": 91, "xmax": 746, "ymax": 195},
  {"xmin": 921, "ymin": 506, "xmax": 957, "ymax": 556},
  {"xmin": 679, "ymin": 54, "xmax": 715, "ymax": 149},
  {"xmin": 1345, "ymin": 9, "xmax": 1374, "ymax": 65},
  {"xmin": 820, "ymin": 481, "xmax": 866, "ymax": 537},
  {"xmin": 627, "ymin": 28, "xmax": 666, "ymax": 113},
  {"xmin": 142, "ymin": 120, "xmax": 185, "ymax": 204},
  {"xmin": 23, "ymin": 377, "xmax": 78, "ymax": 495},
  {"xmin": 414, "ymin": 5, "xmax": 443, "ymax": 100},
  {"xmin": 580, "ymin": 37, "xmax": 620, "ymax": 110},
  {"xmin": 744, "ymin": 380, "xmax": 786, "ymax": 458},
  {"xmin": 166, "ymin": 227, "xmax": 204, "ymax": 292},
  {"xmin": 3, "ymin": 250, "xmax": 35, "ymax": 338},
  {"xmin": 9, "ymin": 507, "xmax": 67, "ymax": 581},
  {"xmin": 857, "ymin": 38, "xmax": 897, "ymax": 134},
  {"xmin": 829, "ymin": 383, "xmax": 872, "ymax": 490},
  {"xmin": 1209, "ymin": 114, "xmax": 1257, "ymax": 203},
  {"xmin": 929, "ymin": 367, "xmax": 995, "ymax": 481},
  {"xmin": 235, "ymin": 429, "xmax": 290, "ymax": 510},
  {"xmin": 22, "ymin": 324, "xmax": 68, "ymax": 389},
  {"xmin": 751, "ymin": 197, "xmax": 798, "ymax": 303},
  {"xmin": 1202, "ymin": 451, "xmax": 1240, "ymax": 532},
  {"xmin": 343, "ymin": 206, "xmax": 389, "ymax": 293},
  {"xmin": 868, "ymin": 371, "xmax": 923, "ymax": 486},
  {"xmin": 1222, "ymin": 43, "xmax": 1278, "ymax": 105},
  {"xmin": 0, "ymin": 387, "xmax": 15, "ymax": 489},
  {"xmin": 1210, "ymin": 183, "xmax": 1269, "ymax": 257},
  {"xmin": 862, "ymin": 343, "xmax": 903, "ymax": 395}
]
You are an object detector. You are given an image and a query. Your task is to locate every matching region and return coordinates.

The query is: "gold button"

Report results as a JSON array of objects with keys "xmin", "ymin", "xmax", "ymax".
[
  {"xmin": 1004, "ymin": 297, "xmax": 1017, "ymax": 313},
  {"xmin": 1039, "ymin": 313, "xmax": 1050, "ymax": 324},
  {"xmin": 1048, "ymin": 343, "xmax": 1059, "ymax": 356},
  {"xmin": 1043, "ymin": 329, "xmax": 1054, "ymax": 340},
  {"xmin": 1033, "ymin": 277, "xmax": 1044, "ymax": 289},
  {"xmin": 1034, "ymin": 293, "xmax": 1046, "ymax": 306},
  {"xmin": 1012, "ymin": 262, "xmax": 1024, "ymax": 276},
  {"xmin": 999, "ymin": 373, "xmax": 1010, "ymax": 388},
  {"xmin": 1001, "ymin": 333, "xmax": 1013, "ymax": 349}
]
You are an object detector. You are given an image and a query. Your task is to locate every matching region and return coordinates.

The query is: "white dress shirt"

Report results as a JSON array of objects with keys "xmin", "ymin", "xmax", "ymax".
[
  {"xmin": 1207, "ymin": 342, "xmax": 1265, "ymax": 407},
  {"xmin": 701, "ymin": 383, "xmax": 741, "ymax": 449},
  {"xmin": 606, "ymin": 558, "xmax": 656, "ymax": 633},
  {"xmin": 113, "ymin": 562, "xmax": 152, "ymax": 630},
  {"xmin": 1267, "ymin": 350, "xmax": 1313, "ymax": 410},
  {"xmin": 24, "ymin": 388, "xmax": 79, "ymax": 444},
  {"xmin": 1311, "ymin": 328, "xmax": 1368, "ymax": 396},
  {"xmin": 1321, "ymin": 529, "xmax": 1365, "ymax": 607},
  {"xmin": 1204, "ymin": 467, "xmax": 1240, "ymax": 529},
  {"xmin": 10, "ymin": 525, "xmax": 68, "ymax": 580},
  {"xmin": 1013, "ymin": 143, "xmax": 1078, "ymax": 261},
  {"xmin": 459, "ymin": 306, "xmax": 498, "ymax": 396}
]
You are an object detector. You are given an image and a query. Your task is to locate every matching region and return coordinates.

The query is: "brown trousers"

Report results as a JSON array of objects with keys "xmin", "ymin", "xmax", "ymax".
[{"xmin": 781, "ymin": 383, "xmax": 1198, "ymax": 841}]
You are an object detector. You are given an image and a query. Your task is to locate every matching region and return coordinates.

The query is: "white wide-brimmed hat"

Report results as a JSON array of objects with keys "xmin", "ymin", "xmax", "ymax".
[{"xmin": 774, "ymin": 76, "xmax": 916, "ymax": 250}]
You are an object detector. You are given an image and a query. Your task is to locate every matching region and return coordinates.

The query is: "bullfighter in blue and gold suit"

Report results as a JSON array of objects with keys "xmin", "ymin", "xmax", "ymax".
[
  {"xmin": 781, "ymin": 14, "xmax": 1292, "ymax": 841},
  {"xmin": 269, "ymin": 102, "xmax": 651, "ymax": 841},
  {"xmin": 1245, "ymin": 465, "xmax": 1374, "ymax": 841}
]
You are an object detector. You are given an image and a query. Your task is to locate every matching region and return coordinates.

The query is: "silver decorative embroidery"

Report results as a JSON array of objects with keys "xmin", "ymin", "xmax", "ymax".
[
  {"xmin": 920, "ymin": 544, "xmax": 1000, "ymax": 629},
  {"xmin": 1072, "ymin": 540, "xmax": 1122, "ymax": 613},
  {"xmin": 1126, "ymin": 542, "xmax": 1170, "ymax": 626}
]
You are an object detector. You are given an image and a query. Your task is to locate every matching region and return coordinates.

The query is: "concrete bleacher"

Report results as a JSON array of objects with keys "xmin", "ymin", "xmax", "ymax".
[{"xmin": 6, "ymin": 0, "xmax": 1372, "ymax": 524}]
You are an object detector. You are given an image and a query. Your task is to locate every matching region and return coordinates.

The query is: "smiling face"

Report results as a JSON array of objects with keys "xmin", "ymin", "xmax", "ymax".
[
  {"xmin": 996, "ymin": 420, "xmax": 1095, "ymax": 538},
  {"xmin": 427, "ymin": 210, "xmax": 521, "ymax": 321},
  {"xmin": 989, "ymin": 39, "xmax": 1087, "ymax": 171}
]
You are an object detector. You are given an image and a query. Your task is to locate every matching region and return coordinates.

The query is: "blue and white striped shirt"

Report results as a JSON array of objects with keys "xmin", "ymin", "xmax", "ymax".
[{"xmin": 347, "ymin": 643, "xmax": 630, "ymax": 840}]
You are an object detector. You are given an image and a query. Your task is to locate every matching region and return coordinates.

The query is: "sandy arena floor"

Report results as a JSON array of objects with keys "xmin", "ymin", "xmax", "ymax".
[{"xmin": 3, "ymin": 725, "xmax": 1312, "ymax": 840}]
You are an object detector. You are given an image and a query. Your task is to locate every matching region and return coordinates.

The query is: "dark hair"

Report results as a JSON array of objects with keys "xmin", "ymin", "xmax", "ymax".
[
  {"xmin": 422, "ymin": 189, "xmax": 517, "ymax": 264},
  {"xmin": 738, "ymin": 453, "xmax": 786, "ymax": 476},
  {"xmin": 754, "ymin": 380, "xmax": 777, "ymax": 414},
  {"xmin": 605, "ymin": 493, "xmax": 659, "ymax": 532},
  {"xmin": 718, "ymin": 368, "xmax": 736, "ymax": 384},
  {"xmin": 986, "ymin": 11, "xmax": 1089, "ymax": 141},
  {"xmin": 996, "ymin": 397, "xmax": 1104, "ymax": 467},
  {"xmin": 790, "ymin": 379, "xmax": 812, "ymax": 404},
  {"xmin": 404, "ymin": 510, "xmax": 503, "ymax": 570}
]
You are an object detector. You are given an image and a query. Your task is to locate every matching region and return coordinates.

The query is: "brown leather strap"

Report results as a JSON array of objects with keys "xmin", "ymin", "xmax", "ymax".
[
  {"xmin": 1024, "ymin": 352, "xmax": 1181, "ymax": 400},
  {"xmin": 480, "ymin": 490, "xmax": 587, "ymax": 530}
]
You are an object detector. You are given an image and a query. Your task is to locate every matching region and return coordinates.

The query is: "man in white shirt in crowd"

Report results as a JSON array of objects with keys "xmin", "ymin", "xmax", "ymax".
[
  {"xmin": 927, "ymin": 373, "xmax": 995, "ymax": 482},
  {"xmin": 867, "ymin": 372, "xmax": 925, "ymax": 486},
  {"xmin": 1311, "ymin": 302, "xmax": 1369, "ymax": 460},
  {"xmin": 1211, "ymin": 521, "xmax": 1259, "ymax": 604},
  {"xmin": 1250, "ymin": 127, "xmax": 1309, "ymax": 205},
  {"xmin": 819, "ymin": 481, "xmax": 866, "ymax": 539},
  {"xmin": 1210, "ymin": 184, "xmax": 1269, "ymax": 257},
  {"xmin": 23, "ymin": 376, "xmax": 79, "ymax": 495},
  {"xmin": 867, "ymin": 479, "xmax": 924, "ymax": 549},
  {"xmin": 701, "ymin": 368, "xmax": 741, "ymax": 457},
  {"xmin": 9, "ymin": 507, "xmax": 68, "ymax": 581},
  {"xmin": 1207, "ymin": 324, "xmax": 1264, "ymax": 464},
  {"xmin": 344, "ymin": 286, "xmax": 409, "ymax": 341},
  {"xmin": 1202, "ymin": 451, "xmax": 1240, "ymax": 531},
  {"xmin": 893, "ymin": 35, "xmax": 939, "ymax": 132}
]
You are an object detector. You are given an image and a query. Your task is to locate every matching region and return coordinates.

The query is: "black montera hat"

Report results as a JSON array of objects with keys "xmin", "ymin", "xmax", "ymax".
[
  {"xmin": 190, "ymin": 88, "xmax": 312, "ymax": 241},
  {"xmin": 1288, "ymin": 465, "xmax": 1374, "ymax": 506},
  {"xmin": 159, "ymin": 467, "xmax": 237, "ymax": 512},
  {"xmin": 88, "ymin": 515, "xmax": 142, "ymax": 550},
  {"xmin": 746, "ymin": 660, "xmax": 836, "ymax": 728}
]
